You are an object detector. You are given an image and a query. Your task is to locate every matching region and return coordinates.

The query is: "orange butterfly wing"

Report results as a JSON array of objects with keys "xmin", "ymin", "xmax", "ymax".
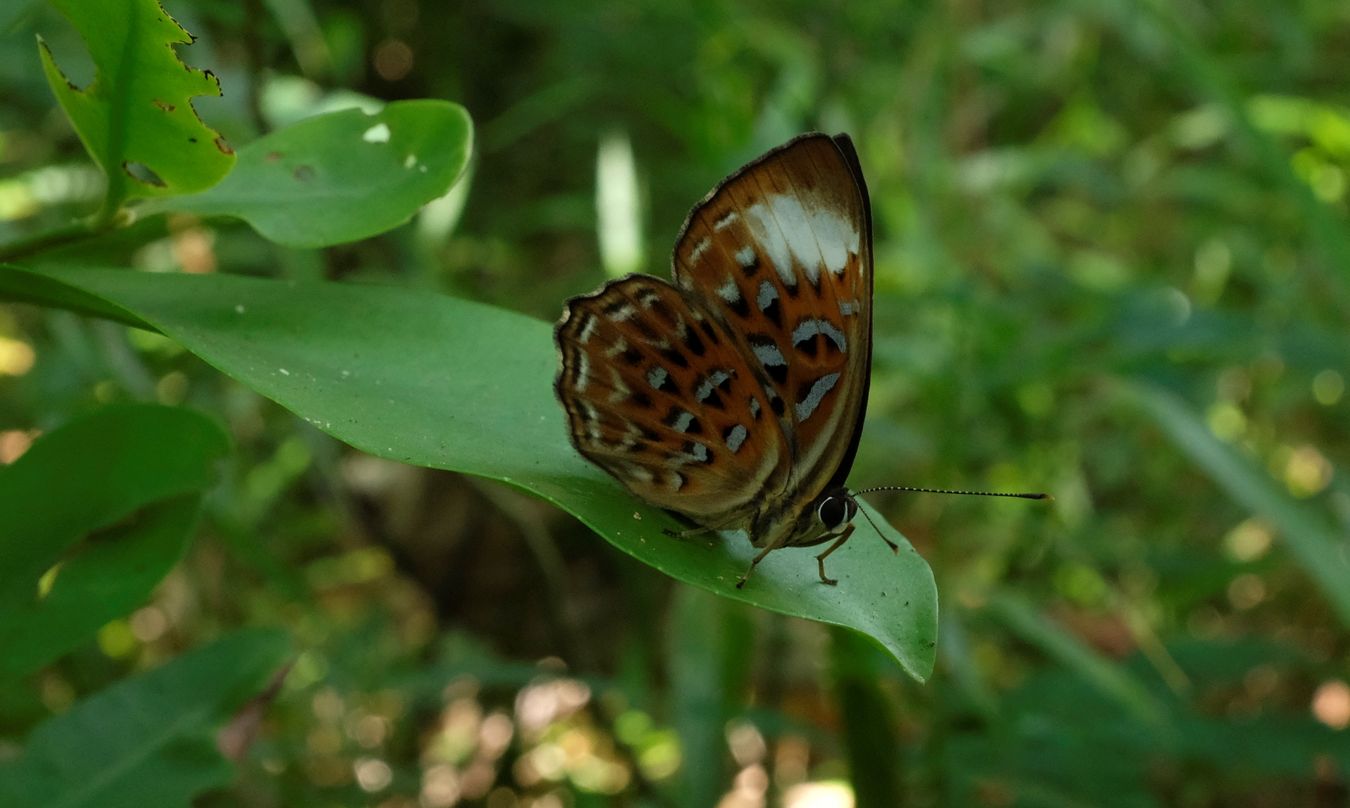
[{"xmin": 670, "ymin": 134, "xmax": 873, "ymax": 512}]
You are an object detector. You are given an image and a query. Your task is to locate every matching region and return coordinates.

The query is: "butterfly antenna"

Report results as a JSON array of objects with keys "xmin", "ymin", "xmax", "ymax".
[
  {"xmin": 854, "ymin": 505, "xmax": 899, "ymax": 553},
  {"xmin": 854, "ymin": 485, "xmax": 1053, "ymax": 501}
]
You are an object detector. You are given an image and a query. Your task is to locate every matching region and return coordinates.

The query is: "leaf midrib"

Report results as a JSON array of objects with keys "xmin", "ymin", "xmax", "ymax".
[{"xmin": 100, "ymin": 0, "xmax": 142, "ymax": 213}]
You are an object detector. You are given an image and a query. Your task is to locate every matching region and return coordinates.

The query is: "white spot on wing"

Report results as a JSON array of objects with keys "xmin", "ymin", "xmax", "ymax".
[
  {"xmin": 580, "ymin": 402, "xmax": 601, "ymax": 441},
  {"xmin": 717, "ymin": 277, "xmax": 741, "ymax": 304},
  {"xmin": 574, "ymin": 353, "xmax": 589, "ymax": 392},
  {"xmin": 795, "ymin": 372, "xmax": 840, "ymax": 421},
  {"xmin": 807, "ymin": 201, "xmax": 858, "ymax": 277},
  {"xmin": 838, "ymin": 299, "xmax": 861, "ymax": 316},
  {"xmin": 735, "ymin": 246, "xmax": 757, "ymax": 268},
  {"xmin": 725, "ymin": 424, "xmax": 748, "ymax": 453},
  {"xmin": 608, "ymin": 371, "xmax": 631, "ymax": 403},
  {"xmin": 770, "ymin": 195, "xmax": 822, "ymax": 284},
  {"xmin": 689, "ymin": 442, "xmax": 709, "ymax": 462},
  {"xmin": 695, "ymin": 370, "xmax": 731, "ymax": 401},
  {"xmin": 689, "ymin": 237, "xmax": 712, "ymax": 265},
  {"xmin": 744, "ymin": 193, "xmax": 858, "ymax": 285},
  {"xmin": 752, "ymin": 341, "xmax": 786, "ymax": 367},
  {"xmin": 672, "ymin": 411, "xmax": 695, "ymax": 432},
  {"xmin": 714, "ymin": 211, "xmax": 739, "ymax": 231},
  {"xmin": 745, "ymin": 202, "xmax": 796, "ymax": 286},
  {"xmin": 578, "ymin": 315, "xmax": 598, "ymax": 344},
  {"xmin": 647, "ymin": 366, "xmax": 669, "ymax": 389},
  {"xmin": 757, "ymin": 280, "xmax": 778, "ymax": 312},
  {"xmin": 792, "ymin": 318, "xmax": 848, "ymax": 353}
]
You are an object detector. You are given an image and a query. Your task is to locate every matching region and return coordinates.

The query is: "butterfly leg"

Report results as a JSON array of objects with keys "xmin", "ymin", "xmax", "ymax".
[
  {"xmin": 814, "ymin": 524, "xmax": 856, "ymax": 586},
  {"xmin": 735, "ymin": 545, "xmax": 776, "ymax": 589}
]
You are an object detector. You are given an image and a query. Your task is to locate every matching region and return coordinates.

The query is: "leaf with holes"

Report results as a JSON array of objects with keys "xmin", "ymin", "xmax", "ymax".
[
  {"xmin": 141, "ymin": 101, "xmax": 473, "ymax": 247},
  {"xmin": 37, "ymin": 0, "xmax": 234, "ymax": 211}
]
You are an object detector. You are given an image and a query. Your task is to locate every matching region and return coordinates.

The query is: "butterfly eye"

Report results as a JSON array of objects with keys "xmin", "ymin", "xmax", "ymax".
[{"xmin": 816, "ymin": 494, "xmax": 853, "ymax": 530}]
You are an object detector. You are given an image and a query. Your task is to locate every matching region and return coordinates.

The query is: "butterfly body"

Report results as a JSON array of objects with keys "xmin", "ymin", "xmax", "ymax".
[{"xmin": 556, "ymin": 133, "xmax": 874, "ymax": 585}]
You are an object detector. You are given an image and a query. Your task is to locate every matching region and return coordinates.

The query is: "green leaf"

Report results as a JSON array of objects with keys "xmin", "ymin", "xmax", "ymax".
[
  {"xmin": 0, "ymin": 264, "xmax": 147, "ymax": 327},
  {"xmin": 141, "ymin": 101, "xmax": 474, "ymax": 247},
  {"xmin": 37, "ymin": 0, "xmax": 234, "ymax": 212},
  {"xmin": 0, "ymin": 629, "xmax": 291, "ymax": 808},
  {"xmin": 0, "ymin": 404, "xmax": 229, "ymax": 680},
  {"xmin": 1126, "ymin": 380, "xmax": 1350, "ymax": 626},
  {"xmin": 0, "ymin": 264, "xmax": 940, "ymax": 680}
]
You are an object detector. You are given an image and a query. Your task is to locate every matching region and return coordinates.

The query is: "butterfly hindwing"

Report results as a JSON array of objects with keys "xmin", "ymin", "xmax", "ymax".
[
  {"xmin": 556, "ymin": 275, "xmax": 791, "ymax": 522},
  {"xmin": 670, "ymin": 134, "xmax": 873, "ymax": 509}
]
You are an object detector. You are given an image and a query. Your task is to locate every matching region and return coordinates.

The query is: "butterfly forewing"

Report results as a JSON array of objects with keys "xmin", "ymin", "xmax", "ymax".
[
  {"xmin": 556, "ymin": 275, "xmax": 791, "ymax": 522},
  {"xmin": 671, "ymin": 134, "xmax": 872, "ymax": 514}
]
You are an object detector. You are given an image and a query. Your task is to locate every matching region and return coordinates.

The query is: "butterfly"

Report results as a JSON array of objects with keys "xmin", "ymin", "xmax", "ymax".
[
  {"xmin": 556, "ymin": 133, "xmax": 1051, "ymax": 587},
  {"xmin": 555, "ymin": 132, "xmax": 877, "ymax": 587}
]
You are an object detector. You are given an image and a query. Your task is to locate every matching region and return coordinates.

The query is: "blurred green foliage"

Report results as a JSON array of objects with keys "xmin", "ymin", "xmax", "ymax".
[{"xmin": 1, "ymin": 1, "xmax": 1348, "ymax": 806}]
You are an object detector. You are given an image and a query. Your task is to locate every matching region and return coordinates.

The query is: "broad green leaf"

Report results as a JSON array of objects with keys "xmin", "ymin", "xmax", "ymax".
[
  {"xmin": 141, "ymin": 101, "xmax": 474, "ymax": 247},
  {"xmin": 0, "ymin": 629, "xmax": 291, "ymax": 808},
  {"xmin": 37, "ymin": 0, "xmax": 234, "ymax": 212},
  {"xmin": 0, "ymin": 265, "xmax": 940, "ymax": 680},
  {"xmin": 1126, "ymin": 381, "xmax": 1350, "ymax": 626},
  {"xmin": 0, "ymin": 264, "xmax": 146, "ymax": 327},
  {"xmin": 0, "ymin": 404, "xmax": 229, "ymax": 680}
]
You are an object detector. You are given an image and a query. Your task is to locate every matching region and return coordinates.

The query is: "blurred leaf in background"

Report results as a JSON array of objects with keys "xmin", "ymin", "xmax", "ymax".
[{"xmin": 0, "ymin": 403, "xmax": 228, "ymax": 681}]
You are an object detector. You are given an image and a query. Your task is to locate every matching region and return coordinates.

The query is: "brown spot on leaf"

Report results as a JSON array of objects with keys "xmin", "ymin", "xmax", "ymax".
[
  {"xmin": 214, "ymin": 136, "xmax": 234, "ymax": 155},
  {"xmin": 293, "ymin": 165, "xmax": 317, "ymax": 182},
  {"xmin": 153, "ymin": 99, "xmax": 175, "ymax": 112}
]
